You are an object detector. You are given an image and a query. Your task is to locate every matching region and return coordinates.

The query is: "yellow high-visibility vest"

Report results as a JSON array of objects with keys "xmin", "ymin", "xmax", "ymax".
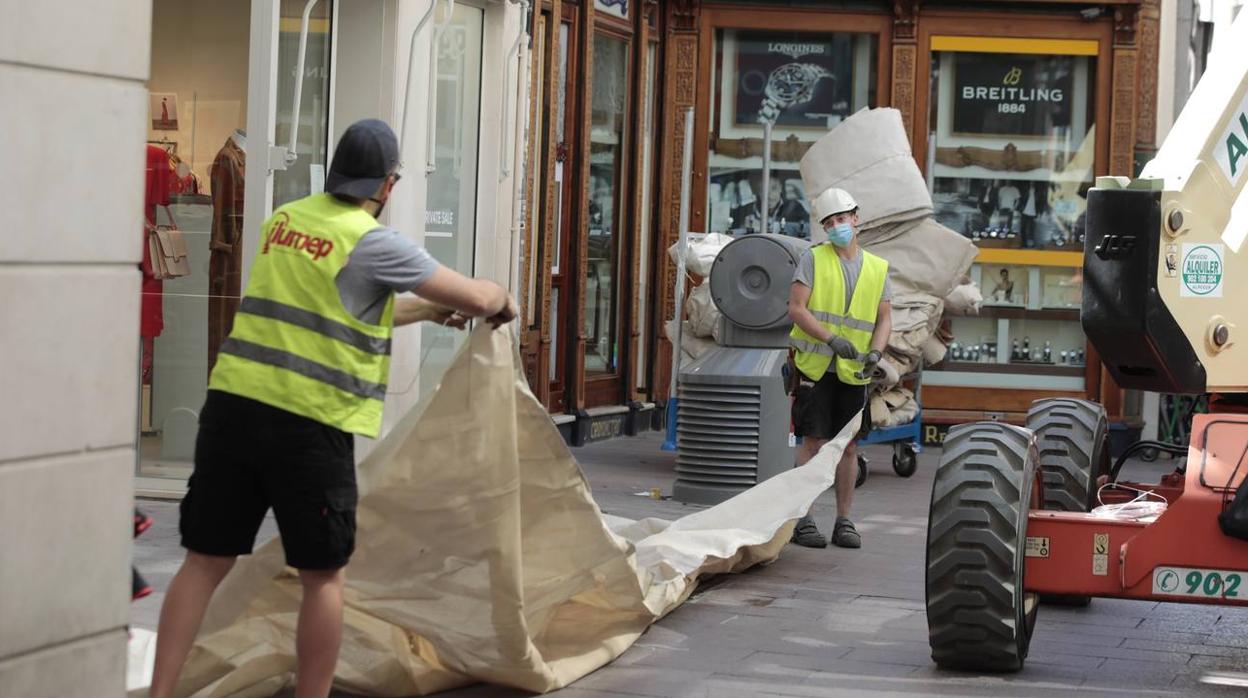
[
  {"xmin": 210, "ymin": 194, "xmax": 394, "ymax": 437},
  {"xmin": 789, "ymin": 245, "xmax": 888, "ymax": 385}
]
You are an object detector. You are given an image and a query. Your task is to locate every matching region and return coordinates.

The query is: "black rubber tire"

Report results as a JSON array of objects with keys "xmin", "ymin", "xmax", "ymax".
[
  {"xmin": 1026, "ymin": 398, "xmax": 1108, "ymax": 513},
  {"xmin": 893, "ymin": 443, "xmax": 918, "ymax": 477},
  {"xmin": 856, "ymin": 453, "xmax": 868, "ymax": 488},
  {"xmin": 926, "ymin": 422, "xmax": 1040, "ymax": 672},
  {"xmin": 1026, "ymin": 398, "xmax": 1107, "ymax": 608}
]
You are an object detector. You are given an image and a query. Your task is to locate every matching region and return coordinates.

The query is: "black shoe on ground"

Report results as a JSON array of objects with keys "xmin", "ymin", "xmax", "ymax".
[
  {"xmin": 832, "ymin": 517, "xmax": 861, "ymax": 548},
  {"xmin": 791, "ymin": 516, "xmax": 828, "ymax": 548}
]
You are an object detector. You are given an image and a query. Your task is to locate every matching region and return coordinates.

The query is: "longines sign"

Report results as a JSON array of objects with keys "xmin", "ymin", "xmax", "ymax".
[{"xmin": 952, "ymin": 54, "xmax": 1075, "ymax": 137}]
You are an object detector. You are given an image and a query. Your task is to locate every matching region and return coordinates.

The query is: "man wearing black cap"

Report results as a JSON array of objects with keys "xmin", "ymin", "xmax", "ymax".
[{"xmin": 148, "ymin": 119, "xmax": 516, "ymax": 698}]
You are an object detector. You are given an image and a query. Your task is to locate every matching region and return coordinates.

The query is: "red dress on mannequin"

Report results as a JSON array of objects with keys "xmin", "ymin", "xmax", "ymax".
[{"xmin": 141, "ymin": 146, "xmax": 174, "ymax": 381}]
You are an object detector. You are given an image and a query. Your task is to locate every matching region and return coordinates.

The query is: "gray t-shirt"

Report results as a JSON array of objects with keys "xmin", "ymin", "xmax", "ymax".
[
  {"xmin": 793, "ymin": 246, "xmax": 893, "ymax": 312},
  {"xmin": 335, "ymin": 227, "xmax": 441, "ymax": 324}
]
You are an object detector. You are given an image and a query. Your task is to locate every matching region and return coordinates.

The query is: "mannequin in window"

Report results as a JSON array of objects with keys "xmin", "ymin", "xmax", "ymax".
[
  {"xmin": 1018, "ymin": 181, "xmax": 1046, "ymax": 248},
  {"xmin": 996, "ymin": 181, "xmax": 1021, "ymax": 232},
  {"xmin": 991, "ymin": 267, "xmax": 1015, "ymax": 304},
  {"xmin": 208, "ymin": 129, "xmax": 246, "ymax": 373}
]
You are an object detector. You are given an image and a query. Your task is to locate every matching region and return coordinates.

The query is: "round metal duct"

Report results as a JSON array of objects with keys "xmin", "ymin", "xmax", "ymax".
[{"xmin": 709, "ymin": 234, "xmax": 807, "ymax": 330}]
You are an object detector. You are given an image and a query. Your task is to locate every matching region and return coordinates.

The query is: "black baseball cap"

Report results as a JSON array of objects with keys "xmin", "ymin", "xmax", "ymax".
[{"xmin": 325, "ymin": 119, "xmax": 400, "ymax": 199}]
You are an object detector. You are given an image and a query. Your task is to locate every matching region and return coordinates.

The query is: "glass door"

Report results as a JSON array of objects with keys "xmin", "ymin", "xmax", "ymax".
[
  {"xmin": 583, "ymin": 30, "xmax": 630, "ymax": 406},
  {"xmin": 549, "ymin": 10, "xmax": 577, "ymax": 411},
  {"xmin": 136, "ymin": 0, "xmax": 336, "ymax": 493},
  {"xmin": 420, "ymin": 2, "xmax": 486, "ymax": 396}
]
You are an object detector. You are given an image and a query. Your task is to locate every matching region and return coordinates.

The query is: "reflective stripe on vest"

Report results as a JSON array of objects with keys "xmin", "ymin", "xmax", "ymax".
[
  {"xmin": 209, "ymin": 193, "xmax": 394, "ymax": 437},
  {"xmin": 789, "ymin": 245, "xmax": 889, "ymax": 385}
]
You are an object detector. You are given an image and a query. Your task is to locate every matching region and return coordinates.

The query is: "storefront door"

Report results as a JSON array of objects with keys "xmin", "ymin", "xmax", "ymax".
[
  {"xmin": 136, "ymin": 0, "xmax": 336, "ymax": 494},
  {"xmin": 548, "ymin": 8, "xmax": 579, "ymax": 413}
]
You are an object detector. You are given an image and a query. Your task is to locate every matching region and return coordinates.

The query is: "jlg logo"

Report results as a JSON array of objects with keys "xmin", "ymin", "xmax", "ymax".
[
  {"xmin": 1093, "ymin": 234, "xmax": 1137, "ymax": 260},
  {"xmin": 263, "ymin": 212, "xmax": 334, "ymax": 261}
]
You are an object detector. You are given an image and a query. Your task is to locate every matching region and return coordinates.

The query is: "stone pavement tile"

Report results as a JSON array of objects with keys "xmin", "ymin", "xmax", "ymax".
[
  {"xmin": 1018, "ymin": 649, "xmax": 1106, "ymax": 671},
  {"xmin": 1033, "ymin": 619, "xmax": 1211, "ymax": 645},
  {"xmin": 1140, "ymin": 616, "xmax": 1237, "ymax": 635},
  {"xmin": 840, "ymin": 645, "xmax": 934, "ymax": 668},
  {"xmin": 1121, "ymin": 638, "xmax": 1248, "ymax": 659},
  {"xmin": 1038, "ymin": 606, "xmax": 1147, "ymax": 628},
  {"xmin": 1187, "ymin": 654, "xmax": 1248, "ymax": 670},
  {"xmin": 1094, "ymin": 658, "xmax": 1204, "ymax": 687},
  {"xmin": 563, "ymin": 665, "xmax": 717, "ymax": 698}
]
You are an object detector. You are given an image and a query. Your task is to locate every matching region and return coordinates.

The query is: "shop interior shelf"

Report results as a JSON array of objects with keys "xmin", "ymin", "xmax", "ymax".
[
  {"xmin": 939, "ymin": 360, "xmax": 1086, "ymax": 377},
  {"xmin": 976, "ymin": 305, "xmax": 1081, "ymax": 321}
]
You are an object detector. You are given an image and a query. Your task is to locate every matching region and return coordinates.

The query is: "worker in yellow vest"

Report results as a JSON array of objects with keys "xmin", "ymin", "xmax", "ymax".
[
  {"xmin": 148, "ymin": 119, "xmax": 516, "ymax": 698},
  {"xmin": 788, "ymin": 187, "xmax": 892, "ymax": 549}
]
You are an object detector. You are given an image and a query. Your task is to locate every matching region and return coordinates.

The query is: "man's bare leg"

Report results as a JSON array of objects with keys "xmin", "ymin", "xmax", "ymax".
[
  {"xmin": 792, "ymin": 436, "xmax": 831, "ymax": 547},
  {"xmin": 149, "ymin": 552, "xmax": 237, "ymax": 698},
  {"xmin": 294, "ymin": 567, "xmax": 346, "ymax": 698},
  {"xmin": 832, "ymin": 442, "xmax": 862, "ymax": 548}
]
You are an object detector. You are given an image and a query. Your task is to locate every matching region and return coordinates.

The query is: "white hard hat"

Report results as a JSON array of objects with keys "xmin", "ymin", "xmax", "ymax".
[{"xmin": 811, "ymin": 187, "xmax": 858, "ymax": 223}]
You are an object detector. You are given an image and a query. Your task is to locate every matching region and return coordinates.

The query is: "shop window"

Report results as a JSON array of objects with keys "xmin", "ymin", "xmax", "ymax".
[
  {"xmin": 586, "ymin": 33, "xmax": 629, "ymax": 375},
  {"xmin": 420, "ymin": 3, "xmax": 485, "ymax": 396},
  {"xmin": 137, "ymin": 0, "xmax": 336, "ymax": 486},
  {"xmin": 928, "ymin": 43, "xmax": 1098, "ymax": 250},
  {"xmin": 707, "ymin": 29, "xmax": 878, "ymax": 238}
]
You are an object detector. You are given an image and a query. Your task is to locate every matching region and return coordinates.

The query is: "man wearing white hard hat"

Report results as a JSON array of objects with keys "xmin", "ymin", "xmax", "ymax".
[{"xmin": 787, "ymin": 187, "xmax": 892, "ymax": 548}]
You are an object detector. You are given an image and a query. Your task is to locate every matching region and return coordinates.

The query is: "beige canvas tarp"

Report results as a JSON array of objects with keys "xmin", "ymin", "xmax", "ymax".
[{"xmin": 138, "ymin": 327, "xmax": 853, "ymax": 697}]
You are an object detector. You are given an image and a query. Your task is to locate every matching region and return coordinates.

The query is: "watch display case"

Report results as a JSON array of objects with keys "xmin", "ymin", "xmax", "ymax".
[{"xmin": 929, "ymin": 259, "xmax": 1086, "ymax": 392}]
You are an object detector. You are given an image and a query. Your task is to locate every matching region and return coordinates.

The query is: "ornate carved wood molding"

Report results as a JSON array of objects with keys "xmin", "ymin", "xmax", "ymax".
[
  {"xmin": 1135, "ymin": 0, "xmax": 1160, "ymax": 148},
  {"xmin": 1109, "ymin": 46, "xmax": 1139, "ymax": 177},
  {"xmin": 709, "ymin": 133, "xmax": 812, "ymax": 162},
  {"xmin": 892, "ymin": 0, "xmax": 921, "ymax": 41},
  {"xmin": 654, "ymin": 32, "xmax": 699, "ymax": 401},
  {"xmin": 892, "ymin": 43, "xmax": 917, "ymax": 139},
  {"xmin": 670, "ymin": 0, "xmax": 698, "ymax": 33},
  {"xmin": 1114, "ymin": 4, "xmax": 1139, "ymax": 46}
]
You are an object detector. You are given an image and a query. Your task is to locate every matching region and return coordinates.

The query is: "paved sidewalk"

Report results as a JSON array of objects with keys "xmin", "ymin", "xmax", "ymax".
[{"xmin": 134, "ymin": 434, "xmax": 1248, "ymax": 697}]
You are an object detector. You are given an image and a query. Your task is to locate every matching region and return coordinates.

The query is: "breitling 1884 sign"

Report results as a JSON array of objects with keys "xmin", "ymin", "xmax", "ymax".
[{"xmin": 952, "ymin": 53, "xmax": 1075, "ymax": 137}]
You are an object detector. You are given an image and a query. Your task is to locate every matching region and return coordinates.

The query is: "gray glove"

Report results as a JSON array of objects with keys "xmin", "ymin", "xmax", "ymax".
[
  {"xmin": 863, "ymin": 350, "xmax": 882, "ymax": 368},
  {"xmin": 825, "ymin": 335, "xmax": 859, "ymax": 359}
]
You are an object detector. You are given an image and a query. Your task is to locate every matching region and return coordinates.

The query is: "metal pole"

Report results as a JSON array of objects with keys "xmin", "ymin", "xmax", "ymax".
[
  {"xmin": 286, "ymin": 0, "xmax": 321, "ymax": 166},
  {"xmin": 760, "ymin": 119, "xmax": 772, "ymax": 234},
  {"xmin": 662, "ymin": 107, "xmax": 696, "ymax": 452}
]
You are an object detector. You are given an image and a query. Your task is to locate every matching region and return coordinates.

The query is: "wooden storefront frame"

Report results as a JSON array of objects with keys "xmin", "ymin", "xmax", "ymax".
[
  {"xmin": 911, "ymin": 10, "xmax": 1128, "ymax": 419},
  {"xmin": 689, "ymin": 7, "xmax": 895, "ymax": 237}
]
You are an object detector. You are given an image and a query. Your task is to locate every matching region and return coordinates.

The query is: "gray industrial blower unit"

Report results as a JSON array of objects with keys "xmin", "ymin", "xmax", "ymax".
[{"xmin": 673, "ymin": 234, "xmax": 811, "ymax": 505}]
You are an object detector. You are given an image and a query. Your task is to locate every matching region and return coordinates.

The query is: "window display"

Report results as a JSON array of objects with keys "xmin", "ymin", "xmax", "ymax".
[
  {"xmin": 706, "ymin": 28, "xmax": 878, "ymax": 238},
  {"xmin": 137, "ymin": 0, "xmax": 335, "ymax": 485},
  {"xmin": 928, "ymin": 41, "xmax": 1097, "ymax": 250},
  {"xmin": 931, "ymin": 262, "xmax": 1086, "ymax": 390}
]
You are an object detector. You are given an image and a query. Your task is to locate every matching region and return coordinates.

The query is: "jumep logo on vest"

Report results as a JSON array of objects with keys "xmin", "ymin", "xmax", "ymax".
[{"xmin": 262, "ymin": 212, "xmax": 335, "ymax": 261}]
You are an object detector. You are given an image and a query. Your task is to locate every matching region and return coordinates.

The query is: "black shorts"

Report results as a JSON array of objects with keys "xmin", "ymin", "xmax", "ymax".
[
  {"xmin": 792, "ymin": 370, "xmax": 870, "ymax": 441},
  {"xmin": 180, "ymin": 390, "xmax": 357, "ymax": 570}
]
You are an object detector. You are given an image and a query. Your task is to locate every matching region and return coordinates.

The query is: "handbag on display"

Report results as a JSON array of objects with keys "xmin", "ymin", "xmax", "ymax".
[{"xmin": 146, "ymin": 205, "xmax": 190, "ymax": 280}]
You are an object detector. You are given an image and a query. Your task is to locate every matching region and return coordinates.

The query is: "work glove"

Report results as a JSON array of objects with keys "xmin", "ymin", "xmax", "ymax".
[
  {"xmin": 825, "ymin": 334, "xmax": 859, "ymax": 360},
  {"xmin": 863, "ymin": 350, "xmax": 882, "ymax": 368}
]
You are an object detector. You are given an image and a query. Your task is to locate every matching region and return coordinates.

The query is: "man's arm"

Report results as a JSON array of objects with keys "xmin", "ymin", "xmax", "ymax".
[
  {"xmin": 413, "ymin": 266, "xmax": 517, "ymax": 327},
  {"xmin": 869, "ymin": 300, "xmax": 891, "ymax": 353},
  {"xmin": 392, "ymin": 296, "xmax": 468, "ymax": 328},
  {"xmin": 788, "ymin": 282, "xmax": 830, "ymax": 342}
]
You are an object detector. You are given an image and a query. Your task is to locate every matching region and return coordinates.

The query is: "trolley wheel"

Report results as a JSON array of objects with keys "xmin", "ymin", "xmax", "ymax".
[
  {"xmin": 1139, "ymin": 447, "xmax": 1160, "ymax": 462},
  {"xmin": 926, "ymin": 422, "xmax": 1041, "ymax": 672},
  {"xmin": 855, "ymin": 453, "xmax": 868, "ymax": 488},
  {"xmin": 1027, "ymin": 399, "xmax": 1107, "ymax": 608},
  {"xmin": 893, "ymin": 443, "xmax": 918, "ymax": 477}
]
